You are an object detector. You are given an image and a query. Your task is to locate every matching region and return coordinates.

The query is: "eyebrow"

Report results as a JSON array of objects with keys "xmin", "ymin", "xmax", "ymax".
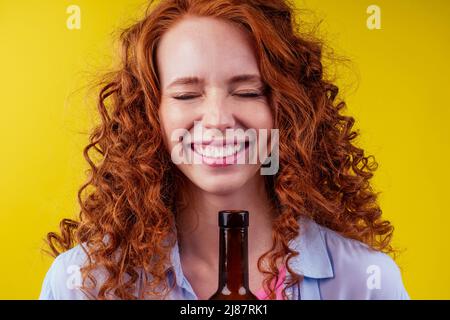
[{"xmin": 166, "ymin": 74, "xmax": 262, "ymax": 89}]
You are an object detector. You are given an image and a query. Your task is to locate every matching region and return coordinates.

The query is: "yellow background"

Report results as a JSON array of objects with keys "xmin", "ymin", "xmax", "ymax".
[{"xmin": 0, "ymin": 0, "xmax": 449, "ymax": 299}]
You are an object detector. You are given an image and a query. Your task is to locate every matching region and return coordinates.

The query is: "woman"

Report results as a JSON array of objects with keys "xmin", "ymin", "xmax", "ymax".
[{"xmin": 39, "ymin": 0, "xmax": 409, "ymax": 300}]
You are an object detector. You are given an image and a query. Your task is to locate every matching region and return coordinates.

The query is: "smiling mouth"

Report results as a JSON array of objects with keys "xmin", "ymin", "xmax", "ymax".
[{"xmin": 190, "ymin": 141, "xmax": 250, "ymax": 159}]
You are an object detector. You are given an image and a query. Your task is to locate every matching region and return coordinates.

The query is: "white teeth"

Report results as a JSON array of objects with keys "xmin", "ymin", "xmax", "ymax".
[{"xmin": 193, "ymin": 142, "xmax": 245, "ymax": 158}]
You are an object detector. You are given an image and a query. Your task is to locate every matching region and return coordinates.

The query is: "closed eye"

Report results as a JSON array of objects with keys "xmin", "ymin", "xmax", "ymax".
[
  {"xmin": 236, "ymin": 93, "xmax": 263, "ymax": 98},
  {"xmin": 173, "ymin": 93, "xmax": 263, "ymax": 100},
  {"xmin": 172, "ymin": 95, "xmax": 199, "ymax": 101}
]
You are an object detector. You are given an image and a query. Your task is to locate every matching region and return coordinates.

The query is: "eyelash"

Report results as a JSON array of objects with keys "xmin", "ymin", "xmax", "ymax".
[{"xmin": 173, "ymin": 93, "xmax": 263, "ymax": 100}]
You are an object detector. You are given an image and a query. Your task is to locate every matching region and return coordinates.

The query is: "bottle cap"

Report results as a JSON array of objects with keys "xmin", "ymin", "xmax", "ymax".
[{"xmin": 218, "ymin": 210, "xmax": 249, "ymax": 228}]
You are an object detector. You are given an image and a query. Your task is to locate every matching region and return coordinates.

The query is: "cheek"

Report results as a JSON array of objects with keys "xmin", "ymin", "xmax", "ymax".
[
  {"xmin": 240, "ymin": 104, "xmax": 274, "ymax": 130},
  {"xmin": 241, "ymin": 105, "xmax": 274, "ymax": 157},
  {"xmin": 260, "ymin": 103, "xmax": 274, "ymax": 128},
  {"xmin": 159, "ymin": 106, "xmax": 171, "ymax": 141},
  {"xmin": 160, "ymin": 103, "xmax": 185, "ymax": 132},
  {"xmin": 262, "ymin": 107, "xmax": 274, "ymax": 129},
  {"xmin": 159, "ymin": 103, "xmax": 196, "ymax": 155},
  {"xmin": 159, "ymin": 106, "xmax": 180, "ymax": 151}
]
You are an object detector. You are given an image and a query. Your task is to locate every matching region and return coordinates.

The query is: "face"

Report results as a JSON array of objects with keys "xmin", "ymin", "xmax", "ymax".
[{"xmin": 157, "ymin": 16, "xmax": 273, "ymax": 195}]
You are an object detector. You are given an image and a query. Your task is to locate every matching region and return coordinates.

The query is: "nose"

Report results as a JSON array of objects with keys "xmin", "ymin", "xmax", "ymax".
[{"xmin": 201, "ymin": 92, "xmax": 236, "ymax": 132}]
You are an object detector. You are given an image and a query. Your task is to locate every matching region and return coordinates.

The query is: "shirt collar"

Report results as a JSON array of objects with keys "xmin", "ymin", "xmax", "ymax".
[
  {"xmin": 168, "ymin": 215, "xmax": 334, "ymax": 288},
  {"xmin": 286, "ymin": 215, "xmax": 334, "ymax": 279},
  {"xmin": 168, "ymin": 241, "xmax": 186, "ymax": 288}
]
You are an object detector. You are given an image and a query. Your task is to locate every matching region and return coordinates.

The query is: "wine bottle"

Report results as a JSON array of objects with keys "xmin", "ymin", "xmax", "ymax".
[{"xmin": 208, "ymin": 210, "xmax": 258, "ymax": 300}]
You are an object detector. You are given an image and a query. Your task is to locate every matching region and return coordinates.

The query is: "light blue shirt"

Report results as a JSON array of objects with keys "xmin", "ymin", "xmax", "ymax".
[{"xmin": 39, "ymin": 216, "xmax": 410, "ymax": 300}]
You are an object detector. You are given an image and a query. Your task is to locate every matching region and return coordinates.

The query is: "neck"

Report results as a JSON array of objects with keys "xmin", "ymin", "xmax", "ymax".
[{"xmin": 175, "ymin": 174, "xmax": 275, "ymax": 270}]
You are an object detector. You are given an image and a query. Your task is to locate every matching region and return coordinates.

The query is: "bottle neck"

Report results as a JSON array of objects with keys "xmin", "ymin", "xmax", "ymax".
[{"xmin": 218, "ymin": 227, "xmax": 250, "ymax": 292}]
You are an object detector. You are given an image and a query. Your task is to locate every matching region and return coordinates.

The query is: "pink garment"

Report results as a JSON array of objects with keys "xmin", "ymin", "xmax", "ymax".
[{"xmin": 255, "ymin": 265, "xmax": 287, "ymax": 300}]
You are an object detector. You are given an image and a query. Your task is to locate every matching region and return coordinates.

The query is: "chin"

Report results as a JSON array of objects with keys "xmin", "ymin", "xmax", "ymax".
[
  {"xmin": 188, "ymin": 170, "xmax": 251, "ymax": 195},
  {"xmin": 197, "ymin": 179, "xmax": 245, "ymax": 195}
]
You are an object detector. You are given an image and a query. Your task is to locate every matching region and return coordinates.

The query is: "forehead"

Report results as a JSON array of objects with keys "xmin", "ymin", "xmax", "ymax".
[{"xmin": 156, "ymin": 16, "xmax": 260, "ymax": 85}]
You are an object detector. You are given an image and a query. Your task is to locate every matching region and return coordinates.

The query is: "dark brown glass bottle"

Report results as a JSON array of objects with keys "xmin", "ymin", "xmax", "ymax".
[{"xmin": 208, "ymin": 210, "xmax": 258, "ymax": 300}]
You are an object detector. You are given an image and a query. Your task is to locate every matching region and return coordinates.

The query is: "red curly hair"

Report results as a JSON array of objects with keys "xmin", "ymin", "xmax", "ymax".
[{"xmin": 46, "ymin": 0, "xmax": 395, "ymax": 300}]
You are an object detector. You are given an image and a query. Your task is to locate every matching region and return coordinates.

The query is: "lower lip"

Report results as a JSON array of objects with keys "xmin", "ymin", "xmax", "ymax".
[{"xmin": 191, "ymin": 142, "xmax": 250, "ymax": 167}]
